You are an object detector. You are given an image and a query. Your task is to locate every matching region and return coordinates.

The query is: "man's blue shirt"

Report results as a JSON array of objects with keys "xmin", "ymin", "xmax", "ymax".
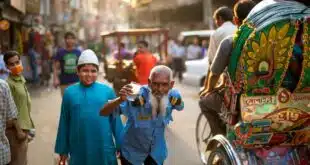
[
  {"xmin": 0, "ymin": 55, "xmax": 9, "ymax": 80},
  {"xmin": 117, "ymin": 86, "xmax": 184, "ymax": 165}
]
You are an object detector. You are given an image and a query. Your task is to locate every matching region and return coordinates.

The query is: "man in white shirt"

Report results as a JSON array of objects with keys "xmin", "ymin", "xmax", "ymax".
[
  {"xmin": 207, "ymin": 6, "xmax": 237, "ymax": 65},
  {"xmin": 187, "ymin": 37, "xmax": 202, "ymax": 60},
  {"xmin": 171, "ymin": 40, "xmax": 186, "ymax": 82}
]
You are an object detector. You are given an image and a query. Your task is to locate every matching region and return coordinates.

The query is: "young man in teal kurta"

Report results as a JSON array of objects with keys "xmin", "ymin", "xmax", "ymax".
[{"xmin": 55, "ymin": 49, "xmax": 123, "ymax": 165}]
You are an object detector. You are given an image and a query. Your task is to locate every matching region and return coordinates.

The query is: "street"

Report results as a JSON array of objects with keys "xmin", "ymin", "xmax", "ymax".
[{"xmin": 27, "ymin": 79, "xmax": 203, "ymax": 165}]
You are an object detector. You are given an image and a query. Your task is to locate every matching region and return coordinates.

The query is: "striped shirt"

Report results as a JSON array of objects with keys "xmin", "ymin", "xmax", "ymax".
[{"xmin": 0, "ymin": 79, "xmax": 18, "ymax": 165}]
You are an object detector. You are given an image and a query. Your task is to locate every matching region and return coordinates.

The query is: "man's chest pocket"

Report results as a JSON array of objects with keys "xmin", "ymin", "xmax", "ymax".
[{"xmin": 133, "ymin": 105, "xmax": 153, "ymax": 128}]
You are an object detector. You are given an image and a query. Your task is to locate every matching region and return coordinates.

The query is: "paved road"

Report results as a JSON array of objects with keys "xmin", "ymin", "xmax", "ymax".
[{"xmin": 27, "ymin": 81, "xmax": 203, "ymax": 165}]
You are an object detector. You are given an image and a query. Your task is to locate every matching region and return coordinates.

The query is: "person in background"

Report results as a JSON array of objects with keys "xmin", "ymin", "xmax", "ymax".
[
  {"xmin": 133, "ymin": 40, "xmax": 157, "ymax": 85},
  {"xmin": 28, "ymin": 28, "xmax": 40, "ymax": 84},
  {"xmin": 167, "ymin": 38, "xmax": 177, "ymax": 68},
  {"xmin": 172, "ymin": 39, "xmax": 186, "ymax": 82},
  {"xmin": 100, "ymin": 65, "xmax": 184, "ymax": 165},
  {"xmin": 201, "ymin": 39, "xmax": 208, "ymax": 58},
  {"xmin": 0, "ymin": 79, "xmax": 19, "ymax": 165},
  {"xmin": 199, "ymin": 0, "xmax": 256, "ymax": 136},
  {"xmin": 41, "ymin": 31, "xmax": 54, "ymax": 86},
  {"xmin": 55, "ymin": 49, "xmax": 123, "ymax": 165},
  {"xmin": 0, "ymin": 44, "xmax": 9, "ymax": 80},
  {"xmin": 4, "ymin": 51, "xmax": 35, "ymax": 165},
  {"xmin": 206, "ymin": 6, "xmax": 236, "ymax": 65},
  {"xmin": 186, "ymin": 37, "xmax": 201, "ymax": 60},
  {"xmin": 53, "ymin": 32, "xmax": 81, "ymax": 96},
  {"xmin": 114, "ymin": 43, "xmax": 133, "ymax": 60},
  {"xmin": 77, "ymin": 40, "xmax": 86, "ymax": 52}
]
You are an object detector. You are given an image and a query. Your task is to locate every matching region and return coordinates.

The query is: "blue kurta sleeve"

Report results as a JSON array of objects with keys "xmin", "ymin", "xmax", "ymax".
[
  {"xmin": 169, "ymin": 89, "xmax": 184, "ymax": 111},
  {"xmin": 55, "ymin": 91, "xmax": 71, "ymax": 155},
  {"xmin": 108, "ymin": 89, "xmax": 124, "ymax": 150}
]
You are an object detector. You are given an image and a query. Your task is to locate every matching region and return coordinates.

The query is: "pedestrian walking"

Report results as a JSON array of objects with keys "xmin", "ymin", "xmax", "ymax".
[
  {"xmin": 100, "ymin": 65, "xmax": 184, "ymax": 165},
  {"xmin": 171, "ymin": 39, "xmax": 186, "ymax": 82},
  {"xmin": 186, "ymin": 37, "xmax": 201, "ymax": 60},
  {"xmin": 4, "ymin": 51, "xmax": 35, "ymax": 165},
  {"xmin": 55, "ymin": 49, "xmax": 123, "ymax": 165},
  {"xmin": 41, "ymin": 31, "xmax": 54, "ymax": 86},
  {"xmin": 53, "ymin": 32, "xmax": 81, "ymax": 96}
]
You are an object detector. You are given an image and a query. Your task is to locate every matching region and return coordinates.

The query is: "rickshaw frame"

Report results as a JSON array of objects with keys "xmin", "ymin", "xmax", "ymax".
[
  {"xmin": 100, "ymin": 28, "xmax": 169, "ymax": 94},
  {"xmin": 101, "ymin": 28, "xmax": 169, "ymax": 62}
]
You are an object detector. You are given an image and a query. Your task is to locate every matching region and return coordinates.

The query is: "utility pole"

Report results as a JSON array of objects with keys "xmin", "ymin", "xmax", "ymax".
[{"xmin": 203, "ymin": 0, "xmax": 214, "ymax": 30}]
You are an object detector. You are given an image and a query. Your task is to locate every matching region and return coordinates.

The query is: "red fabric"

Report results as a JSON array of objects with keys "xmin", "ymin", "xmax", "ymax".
[
  {"xmin": 133, "ymin": 52, "xmax": 157, "ymax": 85},
  {"xmin": 34, "ymin": 32, "xmax": 42, "ymax": 53}
]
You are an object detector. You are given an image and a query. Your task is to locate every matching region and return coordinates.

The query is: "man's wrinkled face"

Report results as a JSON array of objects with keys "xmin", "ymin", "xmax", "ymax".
[
  {"xmin": 65, "ymin": 36, "xmax": 76, "ymax": 48},
  {"xmin": 77, "ymin": 64, "xmax": 98, "ymax": 86},
  {"xmin": 148, "ymin": 73, "xmax": 174, "ymax": 99}
]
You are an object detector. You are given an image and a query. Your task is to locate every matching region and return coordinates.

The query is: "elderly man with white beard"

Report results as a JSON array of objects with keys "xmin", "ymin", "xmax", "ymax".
[{"xmin": 100, "ymin": 65, "xmax": 184, "ymax": 165}]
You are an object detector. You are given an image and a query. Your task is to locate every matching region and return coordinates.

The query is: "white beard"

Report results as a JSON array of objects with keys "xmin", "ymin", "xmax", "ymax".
[{"xmin": 150, "ymin": 94, "xmax": 169, "ymax": 118}]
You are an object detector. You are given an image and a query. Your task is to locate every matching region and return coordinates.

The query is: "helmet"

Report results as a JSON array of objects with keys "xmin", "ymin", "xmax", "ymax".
[{"xmin": 78, "ymin": 49, "xmax": 99, "ymax": 66}]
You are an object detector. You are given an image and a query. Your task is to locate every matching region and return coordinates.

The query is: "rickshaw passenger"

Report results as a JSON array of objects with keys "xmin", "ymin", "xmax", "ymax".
[
  {"xmin": 199, "ymin": 0, "xmax": 256, "ymax": 135},
  {"xmin": 114, "ymin": 43, "xmax": 133, "ymax": 60}
]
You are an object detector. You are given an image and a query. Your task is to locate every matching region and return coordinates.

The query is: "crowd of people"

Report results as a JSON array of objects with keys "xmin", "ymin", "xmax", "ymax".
[
  {"xmin": 2, "ymin": 0, "xmax": 309, "ymax": 165},
  {"xmin": 0, "ymin": 25, "xmax": 184, "ymax": 165}
]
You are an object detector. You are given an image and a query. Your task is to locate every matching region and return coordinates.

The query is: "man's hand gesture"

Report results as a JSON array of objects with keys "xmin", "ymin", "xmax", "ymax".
[
  {"xmin": 119, "ymin": 84, "xmax": 133, "ymax": 101},
  {"xmin": 199, "ymin": 87, "xmax": 210, "ymax": 97}
]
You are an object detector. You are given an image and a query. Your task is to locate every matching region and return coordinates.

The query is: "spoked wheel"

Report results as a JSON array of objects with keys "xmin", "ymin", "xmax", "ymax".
[
  {"xmin": 207, "ymin": 146, "xmax": 232, "ymax": 165},
  {"xmin": 195, "ymin": 112, "xmax": 212, "ymax": 164}
]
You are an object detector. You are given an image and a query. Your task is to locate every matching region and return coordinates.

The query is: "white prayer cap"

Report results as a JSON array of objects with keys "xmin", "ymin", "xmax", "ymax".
[{"xmin": 78, "ymin": 49, "xmax": 99, "ymax": 66}]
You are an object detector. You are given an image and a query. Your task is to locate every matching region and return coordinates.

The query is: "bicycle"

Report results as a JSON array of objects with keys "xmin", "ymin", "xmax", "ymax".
[{"xmin": 195, "ymin": 112, "xmax": 212, "ymax": 165}]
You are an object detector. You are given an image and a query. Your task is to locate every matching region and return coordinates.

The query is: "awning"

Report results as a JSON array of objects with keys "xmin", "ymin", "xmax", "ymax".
[
  {"xmin": 26, "ymin": 0, "xmax": 40, "ymax": 14},
  {"xmin": 1, "ymin": 6, "xmax": 21, "ymax": 22}
]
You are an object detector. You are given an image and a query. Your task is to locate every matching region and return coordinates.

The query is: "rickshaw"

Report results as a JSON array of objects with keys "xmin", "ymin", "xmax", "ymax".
[
  {"xmin": 196, "ymin": 1, "xmax": 310, "ymax": 164},
  {"xmin": 101, "ymin": 28, "xmax": 169, "ymax": 94}
]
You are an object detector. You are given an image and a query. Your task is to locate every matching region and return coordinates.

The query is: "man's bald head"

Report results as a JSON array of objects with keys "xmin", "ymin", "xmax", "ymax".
[
  {"xmin": 148, "ymin": 65, "xmax": 174, "ymax": 98},
  {"xmin": 149, "ymin": 65, "xmax": 173, "ymax": 81}
]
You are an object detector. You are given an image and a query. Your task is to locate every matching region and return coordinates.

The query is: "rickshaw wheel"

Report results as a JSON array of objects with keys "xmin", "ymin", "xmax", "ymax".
[
  {"xmin": 195, "ymin": 112, "xmax": 212, "ymax": 165},
  {"xmin": 207, "ymin": 146, "xmax": 231, "ymax": 165}
]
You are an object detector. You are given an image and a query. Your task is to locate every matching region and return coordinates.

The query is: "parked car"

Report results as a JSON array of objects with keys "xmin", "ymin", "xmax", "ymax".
[
  {"xmin": 183, "ymin": 56, "xmax": 209, "ymax": 87},
  {"xmin": 180, "ymin": 30, "xmax": 214, "ymax": 87}
]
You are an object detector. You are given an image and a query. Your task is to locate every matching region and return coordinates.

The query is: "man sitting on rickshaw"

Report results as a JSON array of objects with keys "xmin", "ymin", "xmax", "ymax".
[
  {"xmin": 199, "ymin": 0, "xmax": 256, "ymax": 135},
  {"xmin": 199, "ymin": 0, "xmax": 310, "ymax": 164},
  {"xmin": 114, "ymin": 42, "xmax": 133, "ymax": 60}
]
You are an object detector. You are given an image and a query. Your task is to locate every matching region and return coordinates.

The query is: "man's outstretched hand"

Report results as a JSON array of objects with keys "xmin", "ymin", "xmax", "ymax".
[{"xmin": 119, "ymin": 84, "xmax": 133, "ymax": 101}]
